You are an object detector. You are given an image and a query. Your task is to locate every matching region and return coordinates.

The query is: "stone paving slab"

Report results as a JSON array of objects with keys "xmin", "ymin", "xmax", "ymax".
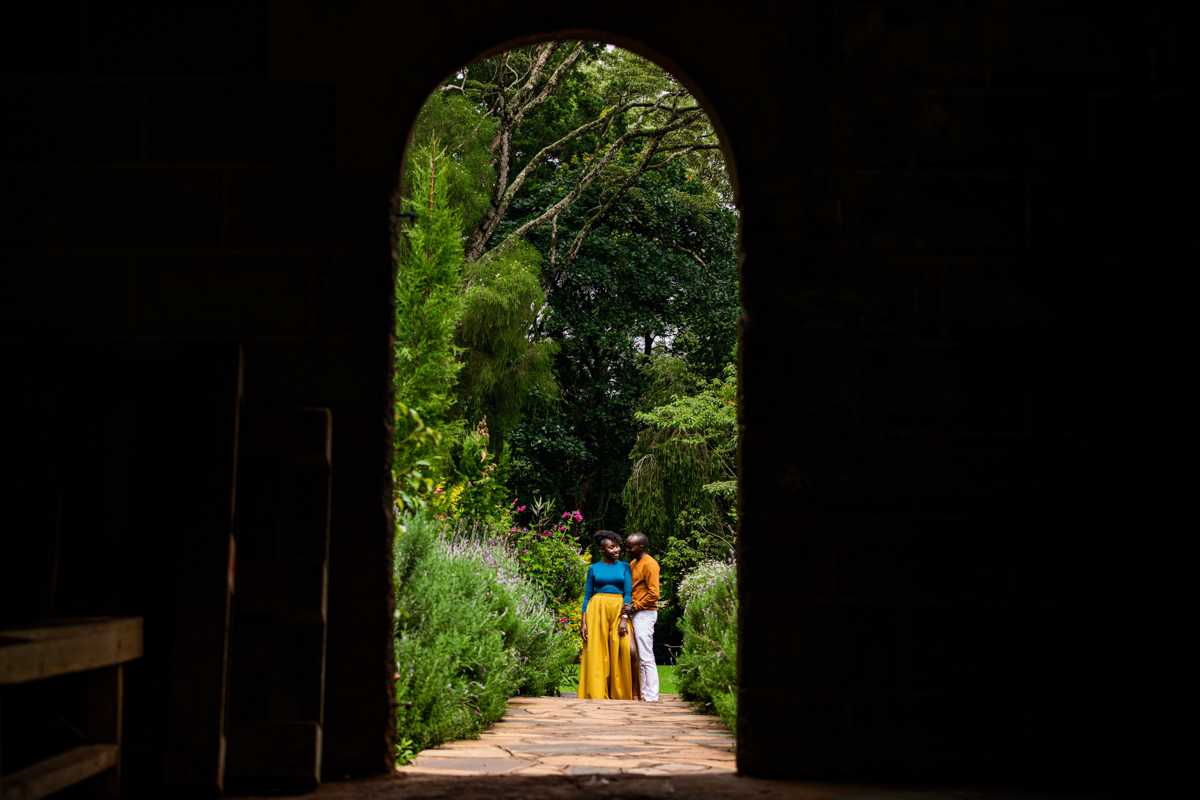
[{"xmin": 396, "ymin": 693, "xmax": 738, "ymax": 777}]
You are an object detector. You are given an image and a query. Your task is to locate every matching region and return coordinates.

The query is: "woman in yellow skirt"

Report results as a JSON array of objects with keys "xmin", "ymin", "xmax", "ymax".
[{"xmin": 578, "ymin": 530, "xmax": 634, "ymax": 699}]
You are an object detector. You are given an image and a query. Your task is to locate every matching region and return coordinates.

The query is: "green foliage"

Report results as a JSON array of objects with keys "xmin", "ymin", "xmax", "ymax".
[
  {"xmin": 393, "ymin": 510, "xmax": 577, "ymax": 753},
  {"xmin": 507, "ymin": 413, "xmax": 592, "ymax": 511},
  {"xmin": 510, "ymin": 151, "xmax": 738, "ymax": 531},
  {"xmin": 435, "ymin": 42, "xmax": 739, "ymax": 533},
  {"xmin": 624, "ymin": 359, "xmax": 738, "ymax": 575},
  {"xmin": 406, "ymin": 91, "xmax": 498, "ymax": 234},
  {"xmin": 392, "ymin": 403, "xmax": 441, "ymax": 514},
  {"xmin": 394, "ymin": 737, "xmax": 418, "ymax": 766},
  {"xmin": 456, "ymin": 243, "xmax": 559, "ymax": 435},
  {"xmin": 394, "ymin": 140, "xmax": 466, "ymax": 496},
  {"xmin": 676, "ymin": 559, "xmax": 737, "ymax": 731},
  {"xmin": 454, "ymin": 417, "xmax": 513, "ymax": 526}
]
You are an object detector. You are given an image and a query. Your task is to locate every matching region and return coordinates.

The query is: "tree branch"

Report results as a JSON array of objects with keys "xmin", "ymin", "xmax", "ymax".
[
  {"xmin": 487, "ymin": 96, "xmax": 677, "ymax": 259},
  {"xmin": 512, "ymin": 42, "xmax": 585, "ymax": 127},
  {"xmin": 672, "ymin": 242, "xmax": 707, "ymax": 269}
]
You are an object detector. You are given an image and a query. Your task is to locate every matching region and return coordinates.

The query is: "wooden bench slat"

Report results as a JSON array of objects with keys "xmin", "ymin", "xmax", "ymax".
[
  {"xmin": 0, "ymin": 618, "xmax": 144, "ymax": 685},
  {"xmin": 0, "ymin": 744, "xmax": 119, "ymax": 800}
]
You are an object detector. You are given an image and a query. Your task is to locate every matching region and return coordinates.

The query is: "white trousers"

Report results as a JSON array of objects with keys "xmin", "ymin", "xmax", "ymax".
[{"xmin": 631, "ymin": 610, "xmax": 659, "ymax": 701}]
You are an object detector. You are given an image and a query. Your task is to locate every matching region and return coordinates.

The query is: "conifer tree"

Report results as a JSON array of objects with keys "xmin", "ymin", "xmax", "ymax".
[{"xmin": 393, "ymin": 140, "xmax": 465, "ymax": 500}]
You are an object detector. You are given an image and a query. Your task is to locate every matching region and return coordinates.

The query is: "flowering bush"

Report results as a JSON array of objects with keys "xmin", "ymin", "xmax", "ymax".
[
  {"xmin": 676, "ymin": 559, "xmax": 733, "ymax": 607},
  {"xmin": 455, "ymin": 417, "xmax": 513, "ymax": 526},
  {"xmin": 393, "ymin": 510, "xmax": 577, "ymax": 755},
  {"xmin": 511, "ymin": 511, "xmax": 587, "ymax": 609},
  {"xmin": 676, "ymin": 557, "xmax": 737, "ymax": 732}
]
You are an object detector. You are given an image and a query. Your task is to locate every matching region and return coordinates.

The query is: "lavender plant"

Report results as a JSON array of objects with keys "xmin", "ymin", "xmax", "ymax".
[{"xmin": 393, "ymin": 510, "xmax": 577, "ymax": 755}]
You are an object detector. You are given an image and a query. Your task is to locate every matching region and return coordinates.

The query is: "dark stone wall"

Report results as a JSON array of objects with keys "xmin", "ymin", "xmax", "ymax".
[{"xmin": 1, "ymin": 0, "xmax": 1195, "ymax": 793}]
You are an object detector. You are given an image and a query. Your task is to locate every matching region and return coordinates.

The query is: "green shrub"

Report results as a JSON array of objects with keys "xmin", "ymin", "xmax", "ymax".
[
  {"xmin": 393, "ymin": 510, "xmax": 577, "ymax": 753},
  {"xmin": 676, "ymin": 559, "xmax": 737, "ymax": 732}
]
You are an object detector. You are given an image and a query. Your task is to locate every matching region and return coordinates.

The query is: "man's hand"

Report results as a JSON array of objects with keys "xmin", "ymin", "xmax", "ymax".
[
  {"xmin": 618, "ymin": 617, "xmax": 628, "ymax": 638},
  {"xmin": 622, "ymin": 603, "xmax": 636, "ymax": 617}
]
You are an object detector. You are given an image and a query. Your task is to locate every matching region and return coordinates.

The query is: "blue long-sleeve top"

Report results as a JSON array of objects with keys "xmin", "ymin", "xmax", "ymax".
[{"xmin": 582, "ymin": 560, "xmax": 632, "ymax": 614}]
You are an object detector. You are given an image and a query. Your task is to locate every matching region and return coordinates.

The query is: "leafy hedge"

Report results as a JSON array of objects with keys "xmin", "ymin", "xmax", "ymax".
[
  {"xmin": 676, "ymin": 559, "xmax": 738, "ymax": 732},
  {"xmin": 393, "ymin": 511, "xmax": 578, "ymax": 754}
]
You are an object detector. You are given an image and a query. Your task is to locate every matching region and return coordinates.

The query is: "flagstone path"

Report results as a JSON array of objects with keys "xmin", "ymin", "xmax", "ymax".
[{"xmin": 395, "ymin": 694, "xmax": 736, "ymax": 777}]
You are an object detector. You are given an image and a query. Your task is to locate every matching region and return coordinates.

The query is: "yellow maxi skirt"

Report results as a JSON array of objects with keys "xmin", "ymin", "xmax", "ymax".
[{"xmin": 578, "ymin": 593, "xmax": 634, "ymax": 700}]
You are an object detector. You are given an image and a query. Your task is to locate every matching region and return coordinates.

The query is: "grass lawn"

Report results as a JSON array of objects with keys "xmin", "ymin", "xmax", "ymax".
[{"xmin": 557, "ymin": 663, "xmax": 680, "ymax": 696}]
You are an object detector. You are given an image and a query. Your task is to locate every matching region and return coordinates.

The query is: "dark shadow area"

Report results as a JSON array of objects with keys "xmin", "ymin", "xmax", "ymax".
[{"xmin": 1, "ymin": 2, "xmax": 1196, "ymax": 798}]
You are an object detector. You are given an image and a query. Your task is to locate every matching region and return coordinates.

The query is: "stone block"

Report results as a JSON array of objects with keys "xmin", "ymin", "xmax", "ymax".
[
  {"xmin": 782, "ymin": 600, "xmax": 905, "ymax": 694},
  {"xmin": 738, "ymin": 691, "xmax": 844, "ymax": 776},
  {"xmin": 905, "ymin": 601, "xmax": 1075, "ymax": 695},
  {"xmin": 85, "ymin": 0, "xmax": 268, "ymax": 76},
  {"xmin": 1153, "ymin": 6, "xmax": 1200, "ymax": 91},
  {"xmin": 831, "ymin": 521, "xmax": 910, "ymax": 600},
  {"xmin": 912, "ymin": 434, "xmax": 990, "ymax": 511},
  {"xmin": 55, "ymin": 169, "xmax": 222, "ymax": 246},
  {"xmin": 837, "ymin": 174, "xmax": 1025, "ymax": 258},
  {"xmin": 988, "ymin": 3, "xmax": 1150, "ymax": 92},
  {"xmin": 1030, "ymin": 343, "xmax": 1199, "ymax": 432},
  {"xmin": 831, "ymin": 92, "xmax": 1089, "ymax": 172},
  {"xmin": 768, "ymin": 256, "xmax": 919, "ymax": 339},
  {"xmin": 902, "ymin": 517, "xmax": 1010, "ymax": 601},
  {"xmin": 0, "ymin": 256, "xmax": 129, "ymax": 334},
  {"xmin": 224, "ymin": 170, "xmax": 383, "ymax": 248},
  {"xmin": 136, "ymin": 256, "xmax": 310, "ymax": 335},
  {"xmin": 0, "ymin": 83, "xmax": 142, "ymax": 163},
  {"xmin": 0, "ymin": 169, "xmax": 51, "ymax": 246},
  {"xmin": 1095, "ymin": 96, "xmax": 1198, "ymax": 173},
  {"xmin": 308, "ymin": 253, "xmax": 393, "ymax": 336},
  {"xmin": 1075, "ymin": 435, "xmax": 1197, "ymax": 521},
  {"xmin": 740, "ymin": 418, "xmax": 915, "ymax": 515},
  {"xmin": 0, "ymin": 1, "xmax": 83, "ymax": 76},
  {"xmin": 936, "ymin": 261, "xmax": 1042, "ymax": 341},
  {"xmin": 1030, "ymin": 174, "xmax": 1191, "ymax": 259},
  {"xmin": 832, "ymin": 4, "xmax": 990, "ymax": 91},
  {"xmin": 147, "ymin": 81, "xmax": 334, "ymax": 162},
  {"xmin": 851, "ymin": 696, "xmax": 1024, "ymax": 779}
]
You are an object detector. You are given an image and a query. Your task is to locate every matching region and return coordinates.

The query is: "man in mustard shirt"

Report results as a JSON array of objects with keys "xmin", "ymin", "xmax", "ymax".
[{"xmin": 624, "ymin": 532, "xmax": 660, "ymax": 701}]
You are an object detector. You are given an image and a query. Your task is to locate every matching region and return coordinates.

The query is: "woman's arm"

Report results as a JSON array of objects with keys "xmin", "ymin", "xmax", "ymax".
[
  {"xmin": 581, "ymin": 565, "xmax": 593, "ymax": 643},
  {"xmin": 582, "ymin": 564, "xmax": 594, "ymax": 616},
  {"xmin": 616, "ymin": 563, "xmax": 632, "ymax": 638}
]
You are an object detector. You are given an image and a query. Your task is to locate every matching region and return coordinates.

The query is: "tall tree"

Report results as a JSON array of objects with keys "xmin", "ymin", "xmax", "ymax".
[{"xmin": 411, "ymin": 44, "xmax": 739, "ymax": 531}]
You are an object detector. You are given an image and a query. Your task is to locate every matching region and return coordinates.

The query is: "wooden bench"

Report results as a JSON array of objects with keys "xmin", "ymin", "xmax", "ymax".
[{"xmin": 0, "ymin": 617, "xmax": 143, "ymax": 800}]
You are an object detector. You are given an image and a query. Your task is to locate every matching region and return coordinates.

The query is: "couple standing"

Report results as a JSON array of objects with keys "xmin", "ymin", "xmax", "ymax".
[{"xmin": 577, "ymin": 529, "xmax": 660, "ymax": 701}]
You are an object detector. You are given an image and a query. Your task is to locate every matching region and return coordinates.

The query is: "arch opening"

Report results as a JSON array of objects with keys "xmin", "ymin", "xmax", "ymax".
[{"xmin": 388, "ymin": 35, "xmax": 745, "ymax": 765}]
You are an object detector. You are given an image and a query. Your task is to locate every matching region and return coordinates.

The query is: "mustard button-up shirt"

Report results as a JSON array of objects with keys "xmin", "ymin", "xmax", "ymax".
[{"xmin": 630, "ymin": 553, "xmax": 660, "ymax": 611}]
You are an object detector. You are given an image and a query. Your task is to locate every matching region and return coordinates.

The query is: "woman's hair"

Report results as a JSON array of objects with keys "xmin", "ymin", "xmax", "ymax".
[{"xmin": 593, "ymin": 529, "xmax": 622, "ymax": 548}]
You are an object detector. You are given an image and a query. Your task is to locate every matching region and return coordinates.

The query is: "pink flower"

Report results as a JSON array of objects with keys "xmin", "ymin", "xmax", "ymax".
[{"xmin": 467, "ymin": 481, "xmax": 472, "ymax": 487}]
